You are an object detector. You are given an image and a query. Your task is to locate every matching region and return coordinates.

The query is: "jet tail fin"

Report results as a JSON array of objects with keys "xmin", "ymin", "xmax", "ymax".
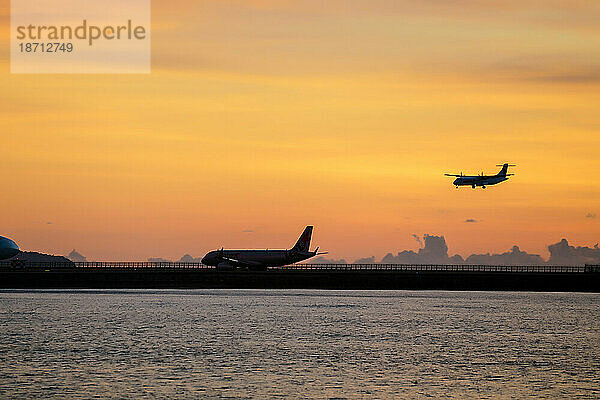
[{"xmin": 291, "ymin": 226, "xmax": 313, "ymax": 252}]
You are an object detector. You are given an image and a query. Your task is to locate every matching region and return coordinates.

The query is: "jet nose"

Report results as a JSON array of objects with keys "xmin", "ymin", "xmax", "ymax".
[{"xmin": 0, "ymin": 236, "xmax": 20, "ymax": 260}]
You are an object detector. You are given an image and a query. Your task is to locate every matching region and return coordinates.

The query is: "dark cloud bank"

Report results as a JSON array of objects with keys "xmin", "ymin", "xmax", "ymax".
[
  {"xmin": 146, "ymin": 254, "xmax": 204, "ymax": 263},
  {"xmin": 313, "ymin": 235, "xmax": 600, "ymax": 266},
  {"xmin": 66, "ymin": 237, "xmax": 600, "ymax": 266}
]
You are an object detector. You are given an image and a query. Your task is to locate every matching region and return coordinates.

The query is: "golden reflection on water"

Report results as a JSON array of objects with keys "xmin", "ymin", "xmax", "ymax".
[{"xmin": 1, "ymin": 290, "xmax": 599, "ymax": 399}]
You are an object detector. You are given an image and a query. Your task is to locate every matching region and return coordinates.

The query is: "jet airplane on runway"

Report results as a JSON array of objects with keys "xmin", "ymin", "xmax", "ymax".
[
  {"xmin": 201, "ymin": 226, "xmax": 327, "ymax": 270},
  {"xmin": 445, "ymin": 163, "xmax": 515, "ymax": 189}
]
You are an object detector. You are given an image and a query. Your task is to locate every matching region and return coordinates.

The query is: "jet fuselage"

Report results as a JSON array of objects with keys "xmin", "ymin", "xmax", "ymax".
[{"xmin": 201, "ymin": 249, "xmax": 313, "ymax": 269}]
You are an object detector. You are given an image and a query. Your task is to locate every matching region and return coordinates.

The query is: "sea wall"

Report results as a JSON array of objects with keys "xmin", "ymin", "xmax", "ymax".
[{"xmin": 1, "ymin": 269, "xmax": 599, "ymax": 292}]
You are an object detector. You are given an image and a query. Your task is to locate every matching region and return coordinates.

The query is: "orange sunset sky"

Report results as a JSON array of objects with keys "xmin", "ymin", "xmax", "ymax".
[{"xmin": 1, "ymin": 0, "xmax": 599, "ymax": 261}]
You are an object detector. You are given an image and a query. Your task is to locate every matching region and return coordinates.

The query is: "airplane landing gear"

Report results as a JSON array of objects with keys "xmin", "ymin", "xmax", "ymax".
[{"xmin": 472, "ymin": 184, "xmax": 476, "ymax": 189}]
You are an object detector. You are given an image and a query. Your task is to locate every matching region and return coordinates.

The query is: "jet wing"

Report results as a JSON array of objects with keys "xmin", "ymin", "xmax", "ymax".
[
  {"xmin": 221, "ymin": 256, "xmax": 264, "ymax": 267},
  {"xmin": 444, "ymin": 174, "xmax": 462, "ymax": 177}
]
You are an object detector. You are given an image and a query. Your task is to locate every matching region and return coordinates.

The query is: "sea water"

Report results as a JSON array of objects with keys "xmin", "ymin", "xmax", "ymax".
[{"xmin": 0, "ymin": 290, "xmax": 598, "ymax": 399}]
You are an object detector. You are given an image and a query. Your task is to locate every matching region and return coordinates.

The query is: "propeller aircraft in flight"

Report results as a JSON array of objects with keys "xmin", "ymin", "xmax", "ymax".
[{"xmin": 445, "ymin": 163, "xmax": 515, "ymax": 189}]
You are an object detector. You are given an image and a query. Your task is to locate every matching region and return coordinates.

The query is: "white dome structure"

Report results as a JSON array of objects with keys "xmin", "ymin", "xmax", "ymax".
[{"xmin": 0, "ymin": 236, "xmax": 20, "ymax": 260}]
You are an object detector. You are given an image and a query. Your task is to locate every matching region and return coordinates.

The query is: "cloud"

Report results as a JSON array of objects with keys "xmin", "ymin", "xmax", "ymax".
[
  {"xmin": 411, "ymin": 234, "xmax": 423, "ymax": 247},
  {"xmin": 487, "ymin": 55, "xmax": 600, "ymax": 85},
  {"xmin": 67, "ymin": 249, "xmax": 87, "ymax": 262},
  {"xmin": 530, "ymin": 72, "xmax": 600, "ymax": 85},
  {"xmin": 311, "ymin": 256, "xmax": 347, "ymax": 264},
  {"xmin": 179, "ymin": 254, "xmax": 203, "ymax": 262},
  {"xmin": 242, "ymin": 229, "xmax": 255, "ymax": 233},
  {"xmin": 586, "ymin": 213, "xmax": 596, "ymax": 219},
  {"xmin": 465, "ymin": 246, "xmax": 545, "ymax": 266},
  {"xmin": 149, "ymin": 0, "xmax": 600, "ymax": 81},
  {"xmin": 547, "ymin": 239, "xmax": 600, "ymax": 266},
  {"xmin": 360, "ymin": 236, "xmax": 600, "ymax": 266},
  {"xmin": 382, "ymin": 234, "xmax": 464, "ymax": 264},
  {"xmin": 354, "ymin": 256, "xmax": 376, "ymax": 264},
  {"xmin": 464, "ymin": 218, "xmax": 478, "ymax": 223}
]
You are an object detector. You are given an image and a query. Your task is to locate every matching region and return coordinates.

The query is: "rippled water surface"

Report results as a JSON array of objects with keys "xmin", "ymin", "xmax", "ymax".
[{"xmin": 1, "ymin": 290, "xmax": 599, "ymax": 399}]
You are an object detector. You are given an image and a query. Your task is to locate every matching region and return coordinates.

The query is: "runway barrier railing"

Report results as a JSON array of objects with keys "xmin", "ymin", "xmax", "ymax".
[
  {"xmin": 0, "ymin": 261, "xmax": 598, "ymax": 273},
  {"xmin": 282, "ymin": 263, "xmax": 596, "ymax": 273}
]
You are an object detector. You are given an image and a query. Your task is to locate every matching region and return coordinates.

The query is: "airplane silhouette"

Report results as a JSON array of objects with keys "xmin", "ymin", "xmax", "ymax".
[
  {"xmin": 445, "ymin": 163, "xmax": 515, "ymax": 189},
  {"xmin": 201, "ymin": 226, "xmax": 327, "ymax": 270}
]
